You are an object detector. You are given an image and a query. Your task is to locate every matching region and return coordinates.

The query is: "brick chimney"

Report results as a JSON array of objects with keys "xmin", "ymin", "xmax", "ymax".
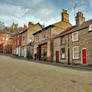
[
  {"xmin": 24, "ymin": 24, "xmax": 27, "ymax": 29},
  {"xmin": 75, "ymin": 12, "xmax": 85, "ymax": 26},
  {"xmin": 61, "ymin": 9, "xmax": 69, "ymax": 23},
  {"xmin": 28, "ymin": 22, "xmax": 34, "ymax": 28}
]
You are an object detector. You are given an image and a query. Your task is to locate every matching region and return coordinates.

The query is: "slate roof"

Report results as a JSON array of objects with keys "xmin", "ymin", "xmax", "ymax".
[
  {"xmin": 55, "ymin": 19, "xmax": 92, "ymax": 39},
  {"xmin": 33, "ymin": 25, "xmax": 54, "ymax": 35}
]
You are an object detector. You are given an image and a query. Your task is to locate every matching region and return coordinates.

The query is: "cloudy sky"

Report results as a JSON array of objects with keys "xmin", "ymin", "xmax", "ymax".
[{"xmin": 0, "ymin": 0, "xmax": 92, "ymax": 27}]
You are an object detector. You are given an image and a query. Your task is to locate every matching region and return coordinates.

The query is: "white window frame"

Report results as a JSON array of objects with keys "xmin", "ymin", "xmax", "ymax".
[
  {"xmin": 73, "ymin": 46, "xmax": 79, "ymax": 59},
  {"xmin": 89, "ymin": 24, "xmax": 92, "ymax": 32},
  {"xmin": 72, "ymin": 32, "xmax": 78, "ymax": 42},
  {"xmin": 61, "ymin": 48, "xmax": 66, "ymax": 59}
]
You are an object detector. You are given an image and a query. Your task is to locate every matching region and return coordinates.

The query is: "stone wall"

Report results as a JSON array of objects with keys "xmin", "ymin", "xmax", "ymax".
[{"xmin": 53, "ymin": 27, "xmax": 92, "ymax": 64}]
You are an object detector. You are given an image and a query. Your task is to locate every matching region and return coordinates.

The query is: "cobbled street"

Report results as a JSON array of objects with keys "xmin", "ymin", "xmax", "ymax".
[{"xmin": 0, "ymin": 55, "xmax": 92, "ymax": 92}]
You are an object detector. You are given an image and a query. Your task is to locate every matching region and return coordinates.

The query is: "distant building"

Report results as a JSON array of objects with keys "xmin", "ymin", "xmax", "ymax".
[
  {"xmin": 12, "ymin": 25, "xmax": 26, "ymax": 56},
  {"xmin": 0, "ymin": 23, "xmax": 19, "ymax": 54},
  {"xmin": 0, "ymin": 28, "xmax": 11, "ymax": 53}
]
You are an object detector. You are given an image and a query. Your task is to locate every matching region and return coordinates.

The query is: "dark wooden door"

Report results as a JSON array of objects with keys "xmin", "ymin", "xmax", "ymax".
[
  {"xmin": 56, "ymin": 51, "xmax": 59, "ymax": 63},
  {"xmin": 38, "ymin": 46, "xmax": 41, "ymax": 60}
]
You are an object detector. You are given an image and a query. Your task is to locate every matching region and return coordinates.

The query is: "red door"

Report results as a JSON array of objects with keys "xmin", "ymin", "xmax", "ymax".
[
  {"xmin": 56, "ymin": 51, "xmax": 59, "ymax": 63},
  {"xmin": 82, "ymin": 49, "xmax": 87, "ymax": 64}
]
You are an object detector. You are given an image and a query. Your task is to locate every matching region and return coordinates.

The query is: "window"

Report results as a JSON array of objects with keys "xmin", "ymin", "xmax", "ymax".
[
  {"xmin": 6, "ymin": 37, "xmax": 8, "ymax": 40},
  {"xmin": 15, "ymin": 42, "xmax": 16, "ymax": 45},
  {"xmin": 72, "ymin": 32, "xmax": 78, "ymax": 42},
  {"xmin": 89, "ymin": 24, "xmax": 92, "ymax": 32},
  {"xmin": 23, "ymin": 36, "xmax": 24, "ymax": 40},
  {"xmin": 35, "ymin": 36, "xmax": 39, "ymax": 42},
  {"xmin": 3, "ymin": 37, "xmax": 5, "ymax": 40},
  {"xmin": 61, "ymin": 48, "xmax": 66, "ymax": 59},
  {"xmin": 17, "ymin": 40, "xmax": 19, "ymax": 45},
  {"xmin": 61, "ymin": 37, "xmax": 66, "ymax": 44},
  {"xmin": 73, "ymin": 46, "xmax": 79, "ymax": 59},
  {"xmin": 42, "ymin": 35, "xmax": 46, "ymax": 40}
]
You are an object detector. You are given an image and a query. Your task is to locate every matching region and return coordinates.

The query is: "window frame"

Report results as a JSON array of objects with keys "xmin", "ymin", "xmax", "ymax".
[
  {"xmin": 61, "ymin": 48, "xmax": 66, "ymax": 60},
  {"xmin": 73, "ymin": 46, "xmax": 79, "ymax": 59},
  {"xmin": 89, "ymin": 24, "xmax": 92, "ymax": 32},
  {"xmin": 61, "ymin": 37, "xmax": 66, "ymax": 45},
  {"xmin": 72, "ymin": 32, "xmax": 78, "ymax": 42}
]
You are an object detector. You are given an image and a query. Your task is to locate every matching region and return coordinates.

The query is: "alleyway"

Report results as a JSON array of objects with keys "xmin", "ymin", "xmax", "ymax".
[{"xmin": 0, "ymin": 55, "xmax": 92, "ymax": 92}]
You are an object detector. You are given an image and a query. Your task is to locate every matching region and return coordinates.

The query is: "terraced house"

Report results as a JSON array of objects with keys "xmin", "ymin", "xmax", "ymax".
[
  {"xmin": 33, "ymin": 9, "xmax": 72, "ymax": 61},
  {"xmin": 21, "ymin": 22, "xmax": 43, "ymax": 58},
  {"xmin": 53, "ymin": 12, "xmax": 92, "ymax": 65}
]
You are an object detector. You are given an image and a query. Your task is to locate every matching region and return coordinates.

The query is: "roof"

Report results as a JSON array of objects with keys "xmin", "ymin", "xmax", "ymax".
[
  {"xmin": 33, "ymin": 25, "xmax": 54, "ymax": 35},
  {"xmin": 20, "ymin": 28, "xmax": 28, "ymax": 34},
  {"xmin": 35, "ymin": 23, "xmax": 44, "ymax": 28},
  {"xmin": 54, "ymin": 19, "xmax": 92, "ymax": 39},
  {"xmin": 33, "ymin": 19, "xmax": 72, "ymax": 35},
  {"xmin": 53, "ymin": 21, "xmax": 72, "ymax": 26},
  {"xmin": 54, "ymin": 26, "xmax": 76, "ymax": 38}
]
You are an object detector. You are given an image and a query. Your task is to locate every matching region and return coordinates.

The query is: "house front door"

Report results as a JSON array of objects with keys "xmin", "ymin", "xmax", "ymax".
[
  {"xmin": 82, "ymin": 49, "xmax": 87, "ymax": 64},
  {"xmin": 56, "ymin": 51, "xmax": 59, "ymax": 63}
]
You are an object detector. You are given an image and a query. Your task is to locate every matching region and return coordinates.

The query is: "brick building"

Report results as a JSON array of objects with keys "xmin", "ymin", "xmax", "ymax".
[
  {"xmin": 53, "ymin": 12, "xmax": 92, "ymax": 65},
  {"xmin": 33, "ymin": 9, "xmax": 72, "ymax": 61},
  {"xmin": 0, "ymin": 23, "xmax": 19, "ymax": 54},
  {"xmin": 12, "ymin": 25, "xmax": 27, "ymax": 56},
  {"xmin": 0, "ymin": 28, "xmax": 11, "ymax": 53}
]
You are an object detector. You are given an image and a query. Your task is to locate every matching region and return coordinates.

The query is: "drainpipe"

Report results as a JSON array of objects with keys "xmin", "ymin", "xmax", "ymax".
[
  {"xmin": 50, "ymin": 28, "xmax": 53, "ymax": 62},
  {"xmin": 68, "ymin": 34, "xmax": 70, "ymax": 65}
]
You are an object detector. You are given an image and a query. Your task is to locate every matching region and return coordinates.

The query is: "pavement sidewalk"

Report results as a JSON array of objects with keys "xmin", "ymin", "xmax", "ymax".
[{"xmin": 0, "ymin": 53, "xmax": 92, "ymax": 71}]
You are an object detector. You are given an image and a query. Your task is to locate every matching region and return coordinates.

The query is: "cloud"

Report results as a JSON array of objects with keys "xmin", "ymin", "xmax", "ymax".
[
  {"xmin": 0, "ymin": 2, "xmax": 57, "ymax": 27},
  {"xmin": 0, "ymin": 0, "xmax": 92, "ymax": 27},
  {"xmin": 29, "ymin": 0, "xmax": 44, "ymax": 5},
  {"xmin": 90, "ymin": 0, "xmax": 92, "ymax": 7},
  {"xmin": 69, "ymin": 0, "xmax": 89, "ymax": 25}
]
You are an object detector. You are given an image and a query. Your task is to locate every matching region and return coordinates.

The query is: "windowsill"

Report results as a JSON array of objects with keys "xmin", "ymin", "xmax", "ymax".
[
  {"xmin": 61, "ymin": 58, "xmax": 66, "ymax": 60},
  {"xmin": 88, "ymin": 30, "xmax": 92, "ymax": 32},
  {"xmin": 72, "ymin": 40, "xmax": 79, "ymax": 43},
  {"xmin": 72, "ymin": 58, "xmax": 80, "ymax": 60},
  {"xmin": 61, "ymin": 43, "xmax": 66, "ymax": 45}
]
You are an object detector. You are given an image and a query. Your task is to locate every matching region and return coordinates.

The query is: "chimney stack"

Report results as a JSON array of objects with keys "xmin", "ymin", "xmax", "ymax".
[
  {"xmin": 75, "ymin": 12, "xmax": 85, "ymax": 26},
  {"xmin": 61, "ymin": 9, "xmax": 69, "ymax": 23},
  {"xmin": 28, "ymin": 22, "xmax": 34, "ymax": 28}
]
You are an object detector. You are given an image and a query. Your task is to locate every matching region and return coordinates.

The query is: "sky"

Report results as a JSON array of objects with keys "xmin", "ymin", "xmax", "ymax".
[{"xmin": 0, "ymin": 0, "xmax": 92, "ymax": 27}]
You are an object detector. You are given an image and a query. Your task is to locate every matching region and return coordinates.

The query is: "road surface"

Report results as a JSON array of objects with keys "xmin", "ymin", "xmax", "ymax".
[{"xmin": 0, "ymin": 55, "xmax": 92, "ymax": 92}]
